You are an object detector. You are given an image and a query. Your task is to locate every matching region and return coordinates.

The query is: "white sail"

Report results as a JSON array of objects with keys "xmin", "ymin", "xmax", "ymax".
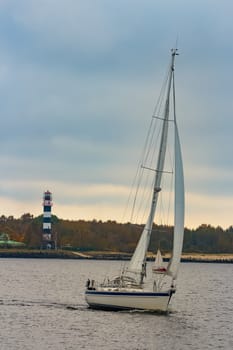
[
  {"xmin": 152, "ymin": 249, "xmax": 167, "ymax": 273},
  {"xmin": 154, "ymin": 249, "xmax": 163, "ymax": 267},
  {"xmin": 127, "ymin": 222, "xmax": 151, "ymax": 275},
  {"xmin": 127, "ymin": 51, "xmax": 177, "ymax": 279},
  {"xmin": 166, "ymin": 122, "xmax": 185, "ymax": 279}
]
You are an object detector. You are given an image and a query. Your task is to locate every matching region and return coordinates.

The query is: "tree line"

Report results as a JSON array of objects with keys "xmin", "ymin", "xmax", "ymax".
[{"xmin": 0, "ymin": 213, "xmax": 232, "ymax": 253}]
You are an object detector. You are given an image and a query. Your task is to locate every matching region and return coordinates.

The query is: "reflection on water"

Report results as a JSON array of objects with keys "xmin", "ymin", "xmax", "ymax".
[{"xmin": 0, "ymin": 259, "xmax": 232, "ymax": 350}]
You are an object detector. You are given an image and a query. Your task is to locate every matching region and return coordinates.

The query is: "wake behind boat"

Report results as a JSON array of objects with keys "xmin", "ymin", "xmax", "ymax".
[{"xmin": 85, "ymin": 49, "xmax": 185, "ymax": 312}]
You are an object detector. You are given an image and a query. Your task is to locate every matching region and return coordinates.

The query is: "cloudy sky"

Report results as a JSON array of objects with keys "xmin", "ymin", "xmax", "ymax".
[{"xmin": 0, "ymin": 0, "xmax": 233, "ymax": 229}]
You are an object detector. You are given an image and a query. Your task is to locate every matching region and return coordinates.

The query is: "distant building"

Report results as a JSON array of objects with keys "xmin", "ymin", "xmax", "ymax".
[{"xmin": 0, "ymin": 232, "xmax": 25, "ymax": 248}]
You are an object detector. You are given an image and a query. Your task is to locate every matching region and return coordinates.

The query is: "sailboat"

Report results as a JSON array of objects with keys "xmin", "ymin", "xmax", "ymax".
[
  {"xmin": 85, "ymin": 49, "xmax": 185, "ymax": 312},
  {"xmin": 152, "ymin": 249, "xmax": 167, "ymax": 274}
]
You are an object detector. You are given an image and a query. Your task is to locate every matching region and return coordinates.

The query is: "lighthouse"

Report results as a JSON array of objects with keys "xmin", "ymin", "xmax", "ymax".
[{"xmin": 42, "ymin": 190, "xmax": 55, "ymax": 249}]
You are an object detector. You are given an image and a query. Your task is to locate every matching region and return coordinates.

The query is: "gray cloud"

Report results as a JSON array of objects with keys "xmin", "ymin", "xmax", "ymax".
[{"xmin": 0, "ymin": 0, "xmax": 233, "ymax": 227}]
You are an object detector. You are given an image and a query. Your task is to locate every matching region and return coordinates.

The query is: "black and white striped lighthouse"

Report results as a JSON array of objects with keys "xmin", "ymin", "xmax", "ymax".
[{"xmin": 42, "ymin": 190, "xmax": 55, "ymax": 249}]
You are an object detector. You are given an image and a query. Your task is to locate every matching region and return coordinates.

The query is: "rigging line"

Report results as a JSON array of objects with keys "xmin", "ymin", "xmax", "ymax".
[
  {"xmin": 132, "ymin": 160, "xmax": 152, "ymax": 224},
  {"xmin": 144, "ymin": 109, "xmax": 164, "ymax": 175},
  {"xmin": 123, "ymin": 57, "xmax": 172, "ymax": 223},
  {"xmin": 146, "ymin": 68, "xmax": 171, "ymax": 165},
  {"xmin": 129, "ymin": 109, "xmax": 162, "ymax": 222},
  {"xmin": 136, "ymin": 125, "xmax": 163, "ymax": 223},
  {"xmin": 141, "ymin": 71, "xmax": 169, "ymax": 166},
  {"xmin": 135, "ymin": 59, "xmax": 171, "ymax": 166},
  {"xmin": 141, "ymin": 107, "xmax": 161, "ymax": 170},
  {"xmin": 147, "ymin": 121, "xmax": 161, "ymax": 170},
  {"xmin": 152, "ymin": 63, "xmax": 171, "ymax": 116},
  {"xmin": 132, "ymin": 142, "xmax": 155, "ymax": 223},
  {"xmin": 129, "ymin": 159, "xmax": 150, "ymax": 223},
  {"xmin": 143, "ymin": 65, "xmax": 171, "ymax": 168},
  {"xmin": 122, "ymin": 162, "xmax": 142, "ymax": 222},
  {"xmin": 136, "ymin": 114, "xmax": 159, "ymax": 177},
  {"xmin": 146, "ymin": 118, "xmax": 162, "ymax": 170},
  {"xmin": 135, "ymin": 168, "xmax": 153, "ymax": 224},
  {"xmin": 142, "ymin": 118, "xmax": 157, "ymax": 165},
  {"xmin": 122, "ymin": 117, "xmax": 153, "ymax": 222}
]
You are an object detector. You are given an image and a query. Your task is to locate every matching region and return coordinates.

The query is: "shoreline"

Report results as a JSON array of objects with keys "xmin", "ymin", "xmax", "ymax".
[{"xmin": 0, "ymin": 249, "xmax": 233, "ymax": 263}]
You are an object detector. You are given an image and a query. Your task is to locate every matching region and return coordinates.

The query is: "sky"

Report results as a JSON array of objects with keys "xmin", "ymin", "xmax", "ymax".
[{"xmin": 0, "ymin": 0, "xmax": 233, "ymax": 229}]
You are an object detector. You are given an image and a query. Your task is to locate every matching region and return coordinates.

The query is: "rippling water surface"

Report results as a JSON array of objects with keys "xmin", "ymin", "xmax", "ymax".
[{"xmin": 0, "ymin": 258, "xmax": 232, "ymax": 349}]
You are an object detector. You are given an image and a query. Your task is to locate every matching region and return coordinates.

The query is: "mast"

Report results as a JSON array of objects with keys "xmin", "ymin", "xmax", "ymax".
[
  {"xmin": 144, "ymin": 49, "xmax": 178, "ymax": 236},
  {"xmin": 127, "ymin": 49, "xmax": 178, "ymax": 282}
]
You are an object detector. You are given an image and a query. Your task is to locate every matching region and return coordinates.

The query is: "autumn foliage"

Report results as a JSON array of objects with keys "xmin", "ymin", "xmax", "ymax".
[{"xmin": 0, "ymin": 214, "xmax": 232, "ymax": 253}]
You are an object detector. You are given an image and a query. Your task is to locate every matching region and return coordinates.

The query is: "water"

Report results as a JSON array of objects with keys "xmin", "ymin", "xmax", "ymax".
[{"xmin": 0, "ymin": 259, "xmax": 232, "ymax": 350}]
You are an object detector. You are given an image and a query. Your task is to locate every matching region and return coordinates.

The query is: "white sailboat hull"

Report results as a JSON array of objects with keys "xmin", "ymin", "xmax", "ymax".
[{"xmin": 85, "ymin": 289, "xmax": 173, "ymax": 312}]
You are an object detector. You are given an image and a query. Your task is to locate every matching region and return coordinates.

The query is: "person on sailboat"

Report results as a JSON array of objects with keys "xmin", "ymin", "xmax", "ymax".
[
  {"xmin": 91, "ymin": 279, "xmax": 95, "ymax": 290},
  {"xmin": 171, "ymin": 280, "xmax": 176, "ymax": 291},
  {"xmin": 140, "ymin": 262, "xmax": 147, "ymax": 284},
  {"xmin": 86, "ymin": 279, "xmax": 91, "ymax": 289}
]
